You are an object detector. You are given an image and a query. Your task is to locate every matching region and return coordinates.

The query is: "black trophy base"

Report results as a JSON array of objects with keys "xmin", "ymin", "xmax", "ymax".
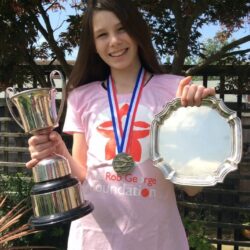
[{"xmin": 29, "ymin": 201, "xmax": 94, "ymax": 229}]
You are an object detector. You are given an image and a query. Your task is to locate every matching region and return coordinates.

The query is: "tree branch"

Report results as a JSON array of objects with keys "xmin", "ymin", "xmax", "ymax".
[
  {"xmin": 27, "ymin": 3, "xmax": 72, "ymax": 77},
  {"xmin": 170, "ymin": 1, "xmax": 210, "ymax": 74},
  {"xmin": 22, "ymin": 49, "xmax": 47, "ymax": 87},
  {"xmin": 186, "ymin": 35, "xmax": 250, "ymax": 75},
  {"xmin": 44, "ymin": 0, "xmax": 58, "ymax": 12},
  {"xmin": 226, "ymin": 48, "xmax": 250, "ymax": 57}
]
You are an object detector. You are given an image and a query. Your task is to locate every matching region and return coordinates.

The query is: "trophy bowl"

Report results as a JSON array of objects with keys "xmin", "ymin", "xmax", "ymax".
[{"xmin": 5, "ymin": 70, "xmax": 94, "ymax": 229}]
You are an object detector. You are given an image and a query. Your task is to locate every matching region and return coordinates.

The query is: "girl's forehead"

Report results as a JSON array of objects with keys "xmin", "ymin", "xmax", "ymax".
[{"xmin": 93, "ymin": 10, "xmax": 121, "ymax": 31}]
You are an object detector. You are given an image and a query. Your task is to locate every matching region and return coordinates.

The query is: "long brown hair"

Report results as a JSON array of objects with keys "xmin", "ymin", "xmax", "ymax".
[{"xmin": 67, "ymin": 0, "xmax": 163, "ymax": 93}]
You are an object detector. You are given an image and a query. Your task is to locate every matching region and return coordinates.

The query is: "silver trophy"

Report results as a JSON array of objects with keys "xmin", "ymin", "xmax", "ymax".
[{"xmin": 5, "ymin": 70, "xmax": 93, "ymax": 228}]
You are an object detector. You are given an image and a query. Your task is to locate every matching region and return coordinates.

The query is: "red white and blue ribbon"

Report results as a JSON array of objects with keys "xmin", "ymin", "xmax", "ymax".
[{"xmin": 107, "ymin": 67, "xmax": 146, "ymax": 154}]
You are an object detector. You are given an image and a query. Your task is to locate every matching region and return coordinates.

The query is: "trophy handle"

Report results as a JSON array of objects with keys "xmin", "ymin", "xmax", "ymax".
[
  {"xmin": 49, "ymin": 70, "xmax": 66, "ymax": 125},
  {"xmin": 5, "ymin": 87, "xmax": 24, "ymax": 130}
]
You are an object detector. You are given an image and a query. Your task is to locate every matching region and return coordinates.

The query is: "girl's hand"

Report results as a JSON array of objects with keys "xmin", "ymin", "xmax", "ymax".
[
  {"xmin": 26, "ymin": 131, "xmax": 66, "ymax": 169},
  {"xmin": 176, "ymin": 76, "xmax": 215, "ymax": 107}
]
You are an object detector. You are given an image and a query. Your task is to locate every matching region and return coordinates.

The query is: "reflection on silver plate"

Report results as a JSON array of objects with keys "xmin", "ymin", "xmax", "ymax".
[{"xmin": 151, "ymin": 96, "xmax": 242, "ymax": 186}]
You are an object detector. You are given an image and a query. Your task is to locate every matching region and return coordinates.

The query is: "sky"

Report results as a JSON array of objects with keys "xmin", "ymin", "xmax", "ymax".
[{"xmin": 44, "ymin": 3, "xmax": 250, "ymax": 61}]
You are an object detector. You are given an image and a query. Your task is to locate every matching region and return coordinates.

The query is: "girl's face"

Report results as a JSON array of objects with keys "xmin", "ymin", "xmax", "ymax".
[{"xmin": 93, "ymin": 10, "xmax": 141, "ymax": 73}]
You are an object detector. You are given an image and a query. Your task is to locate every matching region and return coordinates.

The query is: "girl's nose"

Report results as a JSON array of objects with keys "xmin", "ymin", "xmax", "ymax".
[{"xmin": 109, "ymin": 33, "xmax": 121, "ymax": 46}]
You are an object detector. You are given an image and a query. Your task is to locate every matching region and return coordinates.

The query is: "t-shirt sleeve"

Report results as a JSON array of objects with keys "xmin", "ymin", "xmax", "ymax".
[
  {"xmin": 159, "ymin": 74, "xmax": 185, "ymax": 103},
  {"xmin": 149, "ymin": 74, "xmax": 184, "ymax": 115},
  {"xmin": 63, "ymin": 90, "xmax": 85, "ymax": 134}
]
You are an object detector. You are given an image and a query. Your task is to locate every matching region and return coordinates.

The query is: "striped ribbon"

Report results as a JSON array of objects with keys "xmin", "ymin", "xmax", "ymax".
[{"xmin": 107, "ymin": 67, "xmax": 146, "ymax": 154}]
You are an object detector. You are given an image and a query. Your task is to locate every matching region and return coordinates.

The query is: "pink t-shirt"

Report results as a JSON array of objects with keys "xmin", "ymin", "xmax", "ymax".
[{"xmin": 63, "ymin": 74, "xmax": 189, "ymax": 250}]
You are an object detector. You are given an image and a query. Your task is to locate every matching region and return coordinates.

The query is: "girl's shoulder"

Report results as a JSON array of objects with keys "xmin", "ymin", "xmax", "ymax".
[
  {"xmin": 149, "ymin": 73, "xmax": 184, "ymax": 91},
  {"xmin": 152, "ymin": 73, "xmax": 184, "ymax": 83},
  {"xmin": 147, "ymin": 74, "xmax": 184, "ymax": 98},
  {"xmin": 68, "ymin": 81, "xmax": 103, "ymax": 99},
  {"xmin": 67, "ymin": 81, "xmax": 104, "ymax": 107},
  {"xmin": 70, "ymin": 81, "xmax": 101, "ymax": 95}
]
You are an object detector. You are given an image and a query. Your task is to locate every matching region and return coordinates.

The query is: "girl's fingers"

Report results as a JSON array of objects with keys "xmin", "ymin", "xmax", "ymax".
[
  {"xmin": 185, "ymin": 84, "xmax": 198, "ymax": 106},
  {"xmin": 176, "ymin": 76, "xmax": 192, "ymax": 98},
  {"xmin": 29, "ymin": 140, "xmax": 53, "ymax": 153},
  {"xmin": 27, "ymin": 131, "xmax": 62, "ymax": 161},
  {"xmin": 49, "ymin": 131, "xmax": 62, "ymax": 143},
  {"xmin": 193, "ymin": 85, "xmax": 205, "ymax": 106},
  {"xmin": 181, "ymin": 84, "xmax": 200, "ymax": 107},
  {"xmin": 202, "ymin": 87, "xmax": 216, "ymax": 98},
  {"xmin": 28, "ymin": 134, "xmax": 50, "ymax": 147},
  {"xmin": 26, "ymin": 158, "xmax": 39, "ymax": 169},
  {"xmin": 26, "ymin": 131, "xmax": 65, "ymax": 169},
  {"xmin": 29, "ymin": 143, "xmax": 55, "ymax": 160},
  {"xmin": 180, "ymin": 85, "xmax": 189, "ymax": 107},
  {"xmin": 176, "ymin": 75, "xmax": 216, "ymax": 107}
]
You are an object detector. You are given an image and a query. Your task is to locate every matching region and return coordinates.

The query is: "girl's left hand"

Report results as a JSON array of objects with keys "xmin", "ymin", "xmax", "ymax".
[{"xmin": 176, "ymin": 76, "xmax": 216, "ymax": 107}]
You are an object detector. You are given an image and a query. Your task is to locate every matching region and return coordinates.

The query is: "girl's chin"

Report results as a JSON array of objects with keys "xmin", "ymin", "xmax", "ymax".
[
  {"xmin": 109, "ymin": 62, "xmax": 131, "ymax": 71},
  {"xmin": 109, "ymin": 60, "xmax": 140, "ymax": 72}
]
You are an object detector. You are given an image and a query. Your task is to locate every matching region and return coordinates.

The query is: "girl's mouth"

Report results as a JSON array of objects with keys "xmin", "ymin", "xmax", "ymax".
[{"xmin": 109, "ymin": 48, "xmax": 128, "ymax": 57}]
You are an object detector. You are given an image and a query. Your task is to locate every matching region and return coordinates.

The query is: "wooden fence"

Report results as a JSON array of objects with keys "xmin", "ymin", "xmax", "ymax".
[{"xmin": 0, "ymin": 64, "xmax": 250, "ymax": 249}]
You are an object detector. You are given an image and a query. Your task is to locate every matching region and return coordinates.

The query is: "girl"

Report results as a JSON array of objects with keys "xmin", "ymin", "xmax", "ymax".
[{"xmin": 27, "ymin": 0, "xmax": 215, "ymax": 249}]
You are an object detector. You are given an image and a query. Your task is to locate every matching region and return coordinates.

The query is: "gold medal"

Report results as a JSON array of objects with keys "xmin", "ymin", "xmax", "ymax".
[{"xmin": 112, "ymin": 153, "xmax": 135, "ymax": 175}]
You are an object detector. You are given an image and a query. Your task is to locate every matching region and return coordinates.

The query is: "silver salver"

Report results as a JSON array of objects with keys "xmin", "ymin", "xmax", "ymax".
[{"xmin": 151, "ymin": 96, "xmax": 242, "ymax": 186}]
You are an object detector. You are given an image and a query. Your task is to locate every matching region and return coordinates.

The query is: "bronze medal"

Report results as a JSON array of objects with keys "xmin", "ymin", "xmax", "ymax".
[{"xmin": 112, "ymin": 153, "xmax": 135, "ymax": 175}]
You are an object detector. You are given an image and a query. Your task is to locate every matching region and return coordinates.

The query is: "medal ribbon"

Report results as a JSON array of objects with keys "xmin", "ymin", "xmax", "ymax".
[{"xmin": 107, "ymin": 67, "xmax": 146, "ymax": 154}]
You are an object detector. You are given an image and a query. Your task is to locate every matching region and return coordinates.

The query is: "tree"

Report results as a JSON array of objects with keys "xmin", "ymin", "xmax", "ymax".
[
  {"xmin": 0, "ymin": 0, "xmax": 249, "ymax": 90},
  {"xmin": 137, "ymin": 0, "xmax": 250, "ymax": 74},
  {"xmin": 0, "ymin": 0, "xmax": 46, "ymax": 90},
  {"xmin": 185, "ymin": 34, "xmax": 245, "ymax": 66},
  {"xmin": 0, "ymin": 0, "xmax": 76, "ymax": 90}
]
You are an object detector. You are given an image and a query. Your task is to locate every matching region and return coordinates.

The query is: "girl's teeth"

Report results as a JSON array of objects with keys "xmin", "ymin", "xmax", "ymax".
[{"xmin": 111, "ymin": 49, "xmax": 126, "ymax": 57}]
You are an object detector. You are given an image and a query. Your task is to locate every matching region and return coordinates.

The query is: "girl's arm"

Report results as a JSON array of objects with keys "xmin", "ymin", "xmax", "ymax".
[
  {"xmin": 67, "ymin": 132, "xmax": 88, "ymax": 182},
  {"xmin": 181, "ymin": 186, "xmax": 203, "ymax": 196}
]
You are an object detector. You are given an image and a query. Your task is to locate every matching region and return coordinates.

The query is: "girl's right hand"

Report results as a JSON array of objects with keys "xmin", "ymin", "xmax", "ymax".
[{"xmin": 26, "ymin": 131, "xmax": 67, "ymax": 169}]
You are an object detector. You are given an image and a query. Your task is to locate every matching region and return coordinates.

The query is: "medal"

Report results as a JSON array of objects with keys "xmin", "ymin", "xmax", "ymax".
[
  {"xmin": 112, "ymin": 153, "xmax": 135, "ymax": 175},
  {"xmin": 107, "ymin": 67, "xmax": 146, "ymax": 175}
]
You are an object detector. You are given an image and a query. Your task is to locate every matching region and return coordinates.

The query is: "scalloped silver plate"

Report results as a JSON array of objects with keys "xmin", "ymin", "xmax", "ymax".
[{"xmin": 151, "ymin": 96, "xmax": 242, "ymax": 186}]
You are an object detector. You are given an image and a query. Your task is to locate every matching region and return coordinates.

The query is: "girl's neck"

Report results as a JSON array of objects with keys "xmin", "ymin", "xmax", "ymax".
[{"xmin": 110, "ymin": 64, "xmax": 142, "ymax": 94}]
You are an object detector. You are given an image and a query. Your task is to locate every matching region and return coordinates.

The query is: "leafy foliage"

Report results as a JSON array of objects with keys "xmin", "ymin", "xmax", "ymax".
[
  {"xmin": 138, "ymin": 0, "xmax": 249, "ymax": 73},
  {"xmin": 184, "ymin": 217, "xmax": 216, "ymax": 250},
  {"xmin": 0, "ymin": 1, "xmax": 37, "ymax": 90},
  {"xmin": 0, "ymin": 0, "xmax": 249, "ymax": 86}
]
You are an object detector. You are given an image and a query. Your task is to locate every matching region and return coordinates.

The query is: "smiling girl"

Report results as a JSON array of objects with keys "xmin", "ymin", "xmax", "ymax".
[{"xmin": 27, "ymin": 0, "xmax": 215, "ymax": 249}]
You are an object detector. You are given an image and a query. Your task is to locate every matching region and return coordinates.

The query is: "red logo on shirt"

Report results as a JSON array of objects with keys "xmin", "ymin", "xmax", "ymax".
[{"xmin": 96, "ymin": 104, "xmax": 150, "ymax": 161}]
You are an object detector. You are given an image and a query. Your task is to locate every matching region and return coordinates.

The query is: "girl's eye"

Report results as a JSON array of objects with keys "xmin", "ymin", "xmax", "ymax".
[
  {"xmin": 118, "ymin": 27, "xmax": 125, "ymax": 32},
  {"xmin": 97, "ymin": 33, "xmax": 107, "ymax": 38}
]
